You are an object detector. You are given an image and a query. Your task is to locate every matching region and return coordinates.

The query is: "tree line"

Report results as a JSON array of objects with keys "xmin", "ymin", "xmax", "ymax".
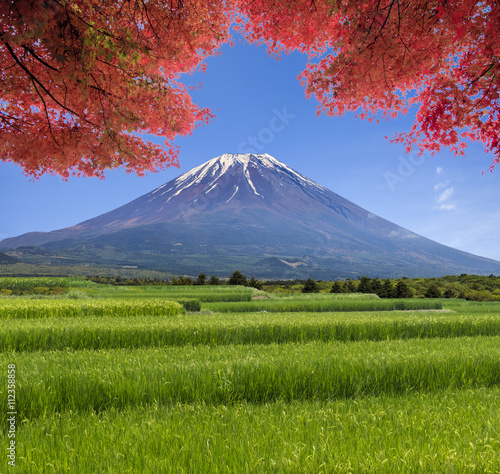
[
  {"xmin": 87, "ymin": 270, "xmax": 263, "ymax": 290},
  {"xmin": 267, "ymin": 274, "xmax": 500, "ymax": 301},
  {"xmin": 87, "ymin": 272, "xmax": 500, "ymax": 301}
]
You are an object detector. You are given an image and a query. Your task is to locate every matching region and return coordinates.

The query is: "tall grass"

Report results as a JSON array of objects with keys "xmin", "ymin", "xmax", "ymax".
[
  {"xmin": 2, "ymin": 282, "xmax": 499, "ymax": 473},
  {"xmin": 14, "ymin": 388, "xmax": 500, "ymax": 473},
  {"xmin": 0, "ymin": 298, "xmax": 184, "ymax": 319},
  {"xmin": 80, "ymin": 285, "xmax": 253, "ymax": 301},
  {"xmin": 271, "ymin": 292, "xmax": 380, "ymax": 299},
  {"xmin": 3, "ymin": 312, "xmax": 500, "ymax": 352},
  {"xmin": 0, "ymin": 277, "xmax": 69, "ymax": 292},
  {"xmin": 444, "ymin": 300, "xmax": 500, "ymax": 313},
  {"xmin": 3, "ymin": 337, "xmax": 499, "ymax": 420},
  {"xmin": 148, "ymin": 292, "xmax": 251, "ymax": 302},
  {"xmin": 204, "ymin": 298, "xmax": 443, "ymax": 313}
]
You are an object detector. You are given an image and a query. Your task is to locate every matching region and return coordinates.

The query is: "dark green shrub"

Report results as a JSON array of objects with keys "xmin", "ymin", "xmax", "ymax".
[
  {"xmin": 175, "ymin": 299, "xmax": 201, "ymax": 312},
  {"xmin": 302, "ymin": 278, "xmax": 318, "ymax": 293}
]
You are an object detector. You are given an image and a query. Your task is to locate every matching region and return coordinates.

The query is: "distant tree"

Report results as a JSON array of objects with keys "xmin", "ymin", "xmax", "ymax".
[
  {"xmin": 357, "ymin": 276, "xmax": 372, "ymax": 294},
  {"xmin": 370, "ymin": 278, "xmax": 383, "ymax": 297},
  {"xmin": 228, "ymin": 270, "xmax": 248, "ymax": 286},
  {"xmin": 379, "ymin": 279, "xmax": 396, "ymax": 298},
  {"xmin": 330, "ymin": 281, "xmax": 345, "ymax": 293},
  {"xmin": 302, "ymin": 277, "xmax": 319, "ymax": 293},
  {"xmin": 248, "ymin": 276, "xmax": 263, "ymax": 290},
  {"xmin": 395, "ymin": 280, "xmax": 414, "ymax": 298},
  {"xmin": 172, "ymin": 275, "xmax": 193, "ymax": 286},
  {"xmin": 345, "ymin": 279, "xmax": 358, "ymax": 293},
  {"xmin": 463, "ymin": 289, "xmax": 495, "ymax": 301},
  {"xmin": 195, "ymin": 272, "xmax": 207, "ymax": 286},
  {"xmin": 443, "ymin": 288, "xmax": 456, "ymax": 298},
  {"xmin": 209, "ymin": 275, "xmax": 221, "ymax": 285},
  {"xmin": 425, "ymin": 284, "xmax": 442, "ymax": 298}
]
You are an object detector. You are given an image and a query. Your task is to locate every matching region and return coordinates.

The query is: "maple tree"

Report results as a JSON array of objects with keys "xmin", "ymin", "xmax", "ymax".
[
  {"xmin": 1, "ymin": 0, "xmax": 500, "ymax": 178},
  {"xmin": 238, "ymin": 0, "xmax": 500, "ymax": 169},
  {"xmin": 0, "ymin": 0, "xmax": 232, "ymax": 177}
]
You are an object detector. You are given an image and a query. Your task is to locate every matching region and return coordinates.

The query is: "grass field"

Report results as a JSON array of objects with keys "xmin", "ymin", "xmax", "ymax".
[
  {"xmin": 1, "ymin": 278, "xmax": 499, "ymax": 472},
  {"xmin": 203, "ymin": 298, "xmax": 443, "ymax": 312},
  {"xmin": 14, "ymin": 388, "xmax": 500, "ymax": 473},
  {"xmin": 3, "ymin": 311, "xmax": 500, "ymax": 351}
]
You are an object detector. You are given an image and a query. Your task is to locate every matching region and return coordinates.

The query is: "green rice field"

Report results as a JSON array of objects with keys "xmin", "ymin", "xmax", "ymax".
[{"xmin": 1, "ymin": 277, "xmax": 499, "ymax": 472}]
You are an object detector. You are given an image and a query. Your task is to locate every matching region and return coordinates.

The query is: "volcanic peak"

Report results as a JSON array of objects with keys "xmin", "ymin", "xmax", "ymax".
[{"xmin": 151, "ymin": 153, "xmax": 327, "ymax": 205}]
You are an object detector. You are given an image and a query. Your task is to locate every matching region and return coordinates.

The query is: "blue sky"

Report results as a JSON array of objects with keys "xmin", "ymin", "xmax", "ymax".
[{"xmin": 2, "ymin": 35, "xmax": 500, "ymax": 262}]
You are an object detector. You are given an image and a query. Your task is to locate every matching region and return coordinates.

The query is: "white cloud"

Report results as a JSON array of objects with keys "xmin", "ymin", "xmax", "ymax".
[
  {"xmin": 434, "ymin": 185, "xmax": 456, "ymax": 211},
  {"xmin": 433, "ymin": 180, "xmax": 450, "ymax": 191},
  {"xmin": 437, "ymin": 166, "xmax": 443, "ymax": 175},
  {"xmin": 437, "ymin": 186, "xmax": 454, "ymax": 203},
  {"xmin": 438, "ymin": 203, "xmax": 456, "ymax": 211}
]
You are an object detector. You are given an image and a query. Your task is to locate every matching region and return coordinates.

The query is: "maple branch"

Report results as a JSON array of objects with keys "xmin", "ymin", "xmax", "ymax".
[
  {"xmin": 381, "ymin": 54, "xmax": 390, "ymax": 89},
  {"xmin": 180, "ymin": 0, "xmax": 224, "ymax": 44},
  {"xmin": 468, "ymin": 61, "xmax": 497, "ymax": 87},
  {"xmin": 94, "ymin": 83, "xmax": 113, "ymax": 140},
  {"xmin": 0, "ymin": 112, "xmax": 23, "ymax": 132},
  {"xmin": 88, "ymin": 71, "xmax": 131, "ymax": 138},
  {"xmin": 51, "ymin": 0, "xmax": 119, "ymax": 44},
  {"xmin": 140, "ymin": 0, "xmax": 160, "ymax": 40},
  {"xmin": 21, "ymin": 44, "xmax": 59, "ymax": 72},
  {"xmin": 94, "ymin": 57, "xmax": 137, "ymax": 78},
  {"xmin": 394, "ymin": 1, "xmax": 419, "ymax": 69},
  {"xmin": 2, "ymin": 39, "xmax": 82, "ymax": 120},
  {"xmin": 363, "ymin": 0, "xmax": 397, "ymax": 51},
  {"xmin": 365, "ymin": 0, "xmax": 383, "ymax": 40},
  {"xmin": 31, "ymin": 78, "xmax": 60, "ymax": 147},
  {"xmin": 465, "ymin": 75, "xmax": 496, "ymax": 118}
]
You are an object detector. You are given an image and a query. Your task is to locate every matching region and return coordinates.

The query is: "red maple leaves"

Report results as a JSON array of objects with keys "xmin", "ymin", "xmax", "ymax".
[
  {"xmin": 0, "ymin": 0, "xmax": 231, "ymax": 178},
  {"xmin": 1, "ymin": 0, "xmax": 499, "ymax": 177}
]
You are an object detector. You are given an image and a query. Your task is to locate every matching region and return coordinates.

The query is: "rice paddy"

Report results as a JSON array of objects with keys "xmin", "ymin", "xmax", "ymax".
[
  {"xmin": 2, "ymin": 311, "xmax": 500, "ymax": 352},
  {"xmin": 203, "ymin": 298, "xmax": 442, "ymax": 313},
  {"xmin": 1, "ymin": 277, "xmax": 499, "ymax": 472},
  {"xmin": 0, "ymin": 277, "xmax": 69, "ymax": 293},
  {"xmin": 15, "ymin": 388, "xmax": 500, "ymax": 473},
  {"xmin": 0, "ymin": 298, "xmax": 184, "ymax": 319}
]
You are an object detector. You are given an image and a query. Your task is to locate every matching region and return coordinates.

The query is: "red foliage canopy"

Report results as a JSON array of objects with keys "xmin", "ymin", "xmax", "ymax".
[
  {"xmin": 0, "ymin": 0, "xmax": 231, "ymax": 177},
  {"xmin": 2, "ymin": 0, "xmax": 499, "ymax": 177},
  {"xmin": 238, "ymin": 0, "xmax": 500, "ymax": 169}
]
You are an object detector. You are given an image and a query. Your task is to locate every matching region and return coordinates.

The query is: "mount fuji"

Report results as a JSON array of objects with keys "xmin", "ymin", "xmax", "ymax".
[{"xmin": 2, "ymin": 153, "xmax": 499, "ymax": 278}]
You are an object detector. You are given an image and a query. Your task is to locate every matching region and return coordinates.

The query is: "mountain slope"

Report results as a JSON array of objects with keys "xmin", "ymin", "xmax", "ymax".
[{"xmin": 2, "ymin": 153, "xmax": 499, "ymax": 278}]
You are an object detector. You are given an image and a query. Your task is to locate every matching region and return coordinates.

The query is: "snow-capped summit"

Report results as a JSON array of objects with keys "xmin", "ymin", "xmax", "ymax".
[
  {"xmin": 2, "ymin": 153, "xmax": 499, "ymax": 278},
  {"xmin": 150, "ymin": 153, "xmax": 327, "ymax": 204},
  {"xmin": 136, "ymin": 152, "xmax": 338, "ymax": 219}
]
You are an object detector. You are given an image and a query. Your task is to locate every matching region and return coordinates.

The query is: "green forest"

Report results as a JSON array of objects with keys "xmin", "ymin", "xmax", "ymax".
[{"xmin": 84, "ymin": 272, "xmax": 500, "ymax": 302}]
